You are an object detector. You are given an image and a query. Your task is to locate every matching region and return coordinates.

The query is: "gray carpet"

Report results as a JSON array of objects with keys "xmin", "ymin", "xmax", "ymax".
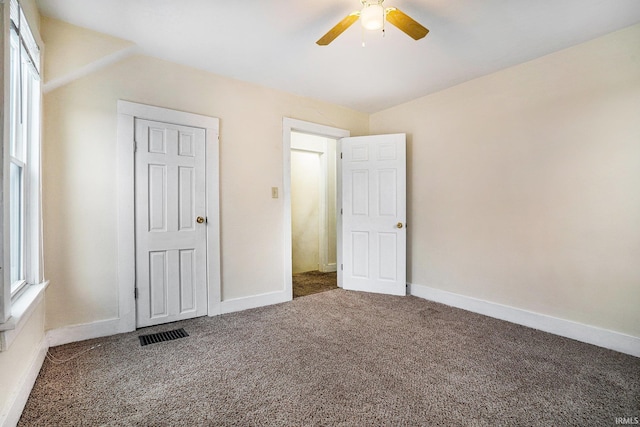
[{"xmin": 20, "ymin": 290, "xmax": 640, "ymax": 426}]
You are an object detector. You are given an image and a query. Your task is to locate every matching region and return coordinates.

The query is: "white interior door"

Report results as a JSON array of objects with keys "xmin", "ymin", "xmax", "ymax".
[
  {"xmin": 341, "ymin": 134, "xmax": 406, "ymax": 296},
  {"xmin": 135, "ymin": 118, "xmax": 207, "ymax": 327}
]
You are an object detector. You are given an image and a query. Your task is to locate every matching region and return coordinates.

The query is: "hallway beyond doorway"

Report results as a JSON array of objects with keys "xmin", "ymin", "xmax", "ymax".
[{"xmin": 292, "ymin": 271, "xmax": 337, "ymax": 298}]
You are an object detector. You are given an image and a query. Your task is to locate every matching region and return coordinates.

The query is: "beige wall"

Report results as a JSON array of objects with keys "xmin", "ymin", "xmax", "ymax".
[
  {"xmin": 41, "ymin": 19, "xmax": 368, "ymax": 330},
  {"xmin": 40, "ymin": 16, "xmax": 134, "ymax": 84},
  {"xmin": 0, "ymin": 299, "xmax": 45, "ymax": 424},
  {"xmin": 291, "ymin": 150, "xmax": 321, "ymax": 273},
  {"xmin": 370, "ymin": 24, "xmax": 640, "ymax": 337}
]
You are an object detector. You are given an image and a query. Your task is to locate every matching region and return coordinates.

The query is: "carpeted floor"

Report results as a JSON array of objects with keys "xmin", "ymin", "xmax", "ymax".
[
  {"xmin": 19, "ymin": 289, "xmax": 640, "ymax": 426},
  {"xmin": 292, "ymin": 270, "xmax": 337, "ymax": 298}
]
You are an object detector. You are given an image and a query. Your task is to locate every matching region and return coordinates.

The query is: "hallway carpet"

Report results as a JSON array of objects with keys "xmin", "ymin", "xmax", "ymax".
[
  {"xmin": 292, "ymin": 270, "xmax": 337, "ymax": 298},
  {"xmin": 19, "ymin": 289, "xmax": 640, "ymax": 426}
]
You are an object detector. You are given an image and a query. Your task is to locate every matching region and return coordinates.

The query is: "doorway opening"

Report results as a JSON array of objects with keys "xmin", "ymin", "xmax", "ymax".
[
  {"xmin": 290, "ymin": 132, "xmax": 338, "ymax": 298},
  {"xmin": 282, "ymin": 118, "xmax": 350, "ymax": 300}
]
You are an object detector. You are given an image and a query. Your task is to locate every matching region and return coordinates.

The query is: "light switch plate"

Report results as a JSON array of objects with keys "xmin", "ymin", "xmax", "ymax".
[{"xmin": 271, "ymin": 187, "xmax": 279, "ymax": 198}]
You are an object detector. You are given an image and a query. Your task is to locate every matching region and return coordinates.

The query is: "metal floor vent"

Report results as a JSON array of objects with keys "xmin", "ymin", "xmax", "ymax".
[{"xmin": 139, "ymin": 328, "xmax": 189, "ymax": 346}]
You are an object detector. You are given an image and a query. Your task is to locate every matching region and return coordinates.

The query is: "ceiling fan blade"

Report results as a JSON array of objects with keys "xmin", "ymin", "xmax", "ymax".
[
  {"xmin": 316, "ymin": 12, "xmax": 359, "ymax": 46},
  {"xmin": 385, "ymin": 8, "xmax": 429, "ymax": 40}
]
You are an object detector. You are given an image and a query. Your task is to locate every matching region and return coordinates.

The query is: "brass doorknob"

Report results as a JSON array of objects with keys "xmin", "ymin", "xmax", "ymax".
[
  {"xmin": 196, "ymin": 216, "xmax": 205, "ymax": 224},
  {"xmin": 396, "ymin": 222, "xmax": 403, "ymax": 229}
]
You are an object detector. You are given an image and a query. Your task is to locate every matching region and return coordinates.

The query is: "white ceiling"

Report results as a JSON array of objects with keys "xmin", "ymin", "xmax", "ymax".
[{"xmin": 36, "ymin": 0, "xmax": 640, "ymax": 113}]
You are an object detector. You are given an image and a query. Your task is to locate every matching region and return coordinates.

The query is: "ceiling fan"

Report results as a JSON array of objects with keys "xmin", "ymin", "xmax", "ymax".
[{"xmin": 317, "ymin": 0, "xmax": 429, "ymax": 46}]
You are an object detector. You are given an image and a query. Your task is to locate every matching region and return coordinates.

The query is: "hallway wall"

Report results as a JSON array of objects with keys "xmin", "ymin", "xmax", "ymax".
[{"xmin": 291, "ymin": 150, "xmax": 321, "ymax": 273}]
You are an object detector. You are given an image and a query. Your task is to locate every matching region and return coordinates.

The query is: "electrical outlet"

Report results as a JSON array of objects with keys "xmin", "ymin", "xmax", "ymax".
[{"xmin": 271, "ymin": 187, "xmax": 279, "ymax": 198}]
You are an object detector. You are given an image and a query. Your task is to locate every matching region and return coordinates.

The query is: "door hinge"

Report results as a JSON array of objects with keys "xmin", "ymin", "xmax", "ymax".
[
  {"xmin": 340, "ymin": 152, "xmax": 343, "ymax": 159},
  {"xmin": 341, "ymin": 264, "xmax": 343, "ymax": 271},
  {"xmin": 133, "ymin": 140, "xmax": 137, "ymax": 152},
  {"xmin": 134, "ymin": 288, "xmax": 138, "ymax": 299},
  {"xmin": 341, "ymin": 208, "xmax": 343, "ymax": 215}
]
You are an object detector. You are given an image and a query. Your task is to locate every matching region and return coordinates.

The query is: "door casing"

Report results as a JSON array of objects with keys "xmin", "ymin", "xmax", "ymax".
[
  {"xmin": 117, "ymin": 101, "xmax": 220, "ymax": 333},
  {"xmin": 283, "ymin": 118, "xmax": 349, "ymax": 296}
]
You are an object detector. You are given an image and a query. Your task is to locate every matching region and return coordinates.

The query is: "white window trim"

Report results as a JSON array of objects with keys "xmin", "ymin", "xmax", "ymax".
[
  {"xmin": 1, "ymin": 0, "xmax": 12, "ymax": 327},
  {"xmin": 0, "ymin": 280, "xmax": 48, "ymax": 351},
  {"xmin": 0, "ymin": 0, "xmax": 47, "ymax": 351}
]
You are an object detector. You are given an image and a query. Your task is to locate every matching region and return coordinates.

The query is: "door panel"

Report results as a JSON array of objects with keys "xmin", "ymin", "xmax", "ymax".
[
  {"xmin": 149, "ymin": 250, "xmax": 168, "ymax": 317},
  {"xmin": 341, "ymin": 134, "xmax": 406, "ymax": 296},
  {"xmin": 148, "ymin": 164, "xmax": 167, "ymax": 231},
  {"xmin": 135, "ymin": 118, "xmax": 207, "ymax": 327},
  {"xmin": 178, "ymin": 166, "xmax": 196, "ymax": 230},
  {"xmin": 179, "ymin": 249, "xmax": 196, "ymax": 311}
]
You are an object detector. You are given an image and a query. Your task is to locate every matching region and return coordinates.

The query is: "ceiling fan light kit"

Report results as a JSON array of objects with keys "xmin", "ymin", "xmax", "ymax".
[
  {"xmin": 360, "ymin": 3, "xmax": 385, "ymax": 30},
  {"xmin": 316, "ymin": 0, "xmax": 429, "ymax": 46}
]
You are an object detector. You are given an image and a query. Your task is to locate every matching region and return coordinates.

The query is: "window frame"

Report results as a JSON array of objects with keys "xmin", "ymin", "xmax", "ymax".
[{"xmin": 1, "ymin": 0, "xmax": 44, "ymax": 329}]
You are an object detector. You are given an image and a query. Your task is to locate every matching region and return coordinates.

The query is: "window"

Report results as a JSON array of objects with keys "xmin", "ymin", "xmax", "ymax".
[{"xmin": 5, "ymin": 0, "xmax": 41, "ymax": 303}]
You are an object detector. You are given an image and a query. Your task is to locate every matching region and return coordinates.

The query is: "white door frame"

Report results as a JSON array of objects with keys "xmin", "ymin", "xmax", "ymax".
[
  {"xmin": 116, "ymin": 101, "xmax": 221, "ymax": 332},
  {"xmin": 283, "ymin": 118, "xmax": 349, "ymax": 297}
]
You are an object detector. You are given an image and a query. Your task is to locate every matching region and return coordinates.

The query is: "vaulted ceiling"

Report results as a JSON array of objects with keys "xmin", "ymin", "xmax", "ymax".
[{"xmin": 36, "ymin": 0, "xmax": 640, "ymax": 113}]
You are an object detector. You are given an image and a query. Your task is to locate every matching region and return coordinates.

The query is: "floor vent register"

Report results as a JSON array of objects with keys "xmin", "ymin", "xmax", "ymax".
[{"xmin": 139, "ymin": 328, "xmax": 189, "ymax": 346}]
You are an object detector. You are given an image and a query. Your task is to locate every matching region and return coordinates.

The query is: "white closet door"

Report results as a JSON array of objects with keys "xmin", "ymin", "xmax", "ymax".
[
  {"xmin": 135, "ymin": 118, "xmax": 207, "ymax": 327},
  {"xmin": 341, "ymin": 134, "xmax": 406, "ymax": 296}
]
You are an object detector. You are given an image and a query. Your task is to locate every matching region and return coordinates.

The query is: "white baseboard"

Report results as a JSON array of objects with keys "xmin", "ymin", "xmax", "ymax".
[
  {"xmin": 1, "ymin": 337, "xmax": 48, "ymax": 427},
  {"xmin": 408, "ymin": 283, "xmax": 640, "ymax": 358},
  {"xmin": 46, "ymin": 291, "xmax": 291, "ymax": 346},
  {"xmin": 46, "ymin": 318, "xmax": 125, "ymax": 347},
  {"xmin": 219, "ymin": 290, "xmax": 291, "ymax": 315},
  {"xmin": 320, "ymin": 264, "xmax": 337, "ymax": 273}
]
